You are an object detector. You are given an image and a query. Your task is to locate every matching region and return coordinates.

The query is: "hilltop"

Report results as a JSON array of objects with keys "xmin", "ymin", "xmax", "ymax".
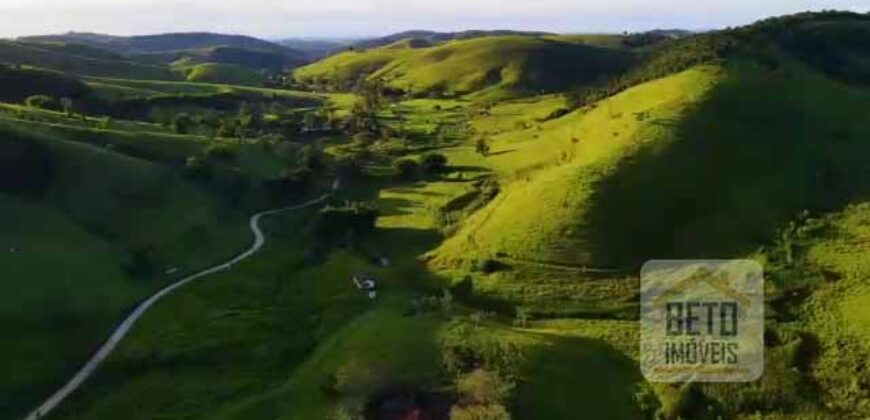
[
  {"xmin": 20, "ymin": 32, "xmax": 299, "ymax": 57},
  {"xmin": 351, "ymin": 29, "xmax": 554, "ymax": 50},
  {"xmin": 294, "ymin": 35, "xmax": 635, "ymax": 99},
  {"xmin": 12, "ymin": 32, "xmax": 307, "ymax": 78}
]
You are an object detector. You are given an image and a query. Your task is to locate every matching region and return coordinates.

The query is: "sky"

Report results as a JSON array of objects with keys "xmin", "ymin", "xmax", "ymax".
[{"xmin": 0, "ymin": 0, "xmax": 866, "ymax": 39}]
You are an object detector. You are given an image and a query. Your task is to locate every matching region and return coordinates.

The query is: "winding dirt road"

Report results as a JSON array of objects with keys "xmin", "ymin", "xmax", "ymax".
[{"xmin": 24, "ymin": 194, "xmax": 330, "ymax": 420}]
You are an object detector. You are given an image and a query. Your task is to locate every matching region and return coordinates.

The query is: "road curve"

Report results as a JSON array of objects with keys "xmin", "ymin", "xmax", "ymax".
[{"xmin": 24, "ymin": 194, "xmax": 330, "ymax": 420}]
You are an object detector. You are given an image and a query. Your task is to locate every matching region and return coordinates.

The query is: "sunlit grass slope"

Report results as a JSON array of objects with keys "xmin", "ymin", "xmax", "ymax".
[
  {"xmin": 179, "ymin": 62, "xmax": 264, "ymax": 86},
  {"xmin": 429, "ymin": 66, "xmax": 718, "ymax": 309},
  {"xmin": 432, "ymin": 60, "xmax": 870, "ymax": 312},
  {"xmin": 799, "ymin": 203, "xmax": 870, "ymax": 414},
  {"xmin": 295, "ymin": 35, "xmax": 634, "ymax": 99}
]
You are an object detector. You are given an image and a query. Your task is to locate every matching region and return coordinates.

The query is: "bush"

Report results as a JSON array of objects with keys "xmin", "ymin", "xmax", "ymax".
[
  {"xmin": 183, "ymin": 156, "xmax": 209, "ymax": 179},
  {"xmin": 455, "ymin": 369, "xmax": 513, "ymax": 406},
  {"xmin": 24, "ymin": 95, "xmax": 60, "ymax": 111},
  {"xmin": 173, "ymin": 113, "xmax": 194, "ymax": 134},
  {"xmin": 203, "ymin": 143, "xmax": 238, "ymax": 162},
  {"xmin": 421, "ymin": 152, "xmax": 448, "ymax": 174},
  {"xmin": 313, "ymin": 201, "xmax": 379, "ymax": 241},
  {"xmin": 352, "ymin": 132, "xmax": 377, "ymax": 146},
  {"xmin": 477, "ymin": 258, "xmax": 506, "ymax": 274},
  {"xmin": 450, "ymin": 369, "xmax": 514, "ymax": 420},
  {"xmin": 393, "ymin": 158, "xmax": 419, "ymax": 180},
  {"xmin": 335, "ymin": 154, "xmax": 364, "ymax": 179}
]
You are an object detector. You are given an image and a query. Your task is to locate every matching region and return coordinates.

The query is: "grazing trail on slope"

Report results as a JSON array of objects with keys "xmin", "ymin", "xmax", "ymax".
[{"xmin": 24, "ymin": 194, "xmax": 331, "ymax": 420}]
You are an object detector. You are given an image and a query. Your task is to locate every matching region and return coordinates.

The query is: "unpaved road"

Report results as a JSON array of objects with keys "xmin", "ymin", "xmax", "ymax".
[{"xmin": 24, "ymin": 194, "xmax": 330, "ymax": 420}]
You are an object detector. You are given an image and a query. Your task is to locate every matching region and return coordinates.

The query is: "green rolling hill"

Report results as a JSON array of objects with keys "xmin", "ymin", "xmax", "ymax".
[
  {"xmin": 294, "ymin": 35, "xmax": 635, "ymax": 99},
  {"xmin": 3, "ymin": 9, "xmax": 870, "ymax": 420},
  {"xmin": 0, "ymin": 40, "xmax": 179, "ymax": 80}
]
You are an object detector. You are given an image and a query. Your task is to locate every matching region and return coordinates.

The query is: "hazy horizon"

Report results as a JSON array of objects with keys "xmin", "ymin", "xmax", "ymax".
[{"xmin": 0, "ymin": 0, "xmax": 866, "ymax": 40}]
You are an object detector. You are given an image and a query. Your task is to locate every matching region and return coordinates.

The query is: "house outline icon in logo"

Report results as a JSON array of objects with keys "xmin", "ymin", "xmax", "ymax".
[{"xmin": 651, "ymin": 266, "xmax": 752, "ymax": 308}]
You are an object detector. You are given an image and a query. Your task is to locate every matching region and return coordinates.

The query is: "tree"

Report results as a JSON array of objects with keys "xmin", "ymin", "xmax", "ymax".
[
  {"xmin": 450, "ymin": 404, "xmax": 510, "ymax": 420},
  {"xmin": 237, "ymin": 102, "xmax": 262, "ymax": 143},
  {"xmin": 441, "ymin": 287, "xmax": 454, "ymax": 316},
  {"xmin": 393, "ymin": 158, "xmax": 419, "ymax": 180},
  {"xmin": 24, "ymin": 95, "xmax": 60, "ymax": 111},
  {"xmin": 313, "ymin": 201, "xmax": 379, "ymax": 242},
  {"xmin": 60, "ymin": 97, "xmax": 74, "ymax": 117},
  {"xmin": 300, "ymin": 145, "xmax": 326, "ymax": 172},
  {"xmin": 475, "ymin": 137, "xmax": 491, "ymax": 156},
  {"xmin": 335, "ymin": 153, "xmax": 364, "ymax": 179},
  {"xmin": 514, "ymin": 306, "xmax": 530, "ymax": 328},
  {"xmin": 450, "ymin": 369, "xmax": 514, "ymax": 420},
  {"xmin": 217, "ymin": 117, "xmax": 239, "ymax": 138},
  {"xmin": 422, "ymin": 153, "xmax": 448, "ymax": 174},
  {"xmin": 184, "ymin": 155, "xmax": 209, "ymax": 179},
  {"xmin": 173, "ymin": 113, "xmax": 194, "ymax": 134}
]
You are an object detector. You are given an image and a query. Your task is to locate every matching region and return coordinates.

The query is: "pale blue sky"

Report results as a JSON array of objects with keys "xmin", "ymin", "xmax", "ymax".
[{"xmin": 0, "ymin": 0, "xmax": 866, "ymax": 39}]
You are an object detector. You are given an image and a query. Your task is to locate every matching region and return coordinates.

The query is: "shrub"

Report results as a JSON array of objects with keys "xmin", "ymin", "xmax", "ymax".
[
  {"xmin": 352, "ymin": 132, "xmax": 377, "ymax": 146},
  {"xmin": 335, "ymin": 154, "xmax": 364, "ymax": 179},
  {"xmin": 203, "ymin": 143, "xmax": 238, "ymax": 162},
  {"xmin": 393, "ymin": 158, "xmax": 420, "ymax": 180},
  {"xmin": 475, "ymin": 138, "xmax": 491, "ymax": 156},
  {"xmin": 477, "ymin": 258, "xmax": 507, "ymax": 274},
  {"xmin": 313, "ymin": 201, "xmax": 379, "ymax": 241},
  {"xmin": 450, "ymin": 369, "xmax": 514, "ymax": 420},
  {"xmin": 173, "ymin": 113, "xmax": 194, "ymax": 135},
  {"xmin": 421, "ymin": 152, "xmax": 448, "ymax": 174},
  {"xmin": 300, "ymin": 145, "xmax": 326, "ymax": 172},
  {"xmin": 184, "ymin": 156, "xmax": 209, "ymax": 179},
  {"xmin": 24, "ymin": 95, "xmax": 60, "ymax": 111},
  {"xmin": 455, "ymin": 369, "xmax": 513, "ymax": 406}
]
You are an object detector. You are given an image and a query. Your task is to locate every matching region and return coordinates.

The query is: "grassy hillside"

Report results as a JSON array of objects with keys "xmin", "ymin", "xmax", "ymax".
[
  {"xmin": 429, "ymin": 59, "xmax": 870, "ymax": 314},
  {"xmin": 352, "ymin": 30, "xmax": 553, "ymax": 50},
  {"xmin": 0, "ymin": 123, "xmax": 249, "ymax": 419},
  {"xmin": 15, "ymin": 41, "xmax": 124, "ymax": 60},
  {"xmin": 430, "ymin": 65, "xmax": 719, "ymax": 314},
  {"xmin": 295, "ymin": 35, "xmax": 634, "ymax": 99},
  {"xmin": 9, "ymin": 11, "xmax": 870, "ymax": 420},
  {"xmin": 21, "ymin": 32, "xmax": 300, "ymax": 58},
  {"xmin": 133, "ymin": 46, "xmax": 302, "ymax": 71},
  {"xmin": 0, "ymin": 64, "xmax": 90, "ymax": 102},
  {"xmin": 178, "ymin": 62, "xmax": 264, "ymax": 86},
  {"xmin": 0, "ymin": 41, "xmax": 178, "ymax": 80}
]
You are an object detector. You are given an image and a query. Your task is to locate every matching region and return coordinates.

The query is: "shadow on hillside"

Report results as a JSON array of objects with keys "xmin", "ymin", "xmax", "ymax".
[
  {"xmin": 580, "ymin": 64, "xmax": 870, "ymax": 268},
  {"xmin": 512, "ymin": 334, "xmax": 644, "ymax": 419},
  {"xmin": 447, "ymin": 165, "xmax": 490, "ymax": 173},
  {"xmin": 377, "ymin": 197, "xmax": 418, "ymax": 217},
  {"xmin": 486, "ymin": 149, "xmax": 517, "ymax": 157}
]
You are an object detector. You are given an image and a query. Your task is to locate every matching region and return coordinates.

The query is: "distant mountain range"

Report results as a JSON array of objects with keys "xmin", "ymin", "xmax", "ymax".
[
  {"xmin": 349, "ymin": 29, "xmax": 555, "ymax": 50},
  {"xmin": 16, "ymin": 32, "xmax": 307, "ymax": 72},
  {"xmin": 20, "ymin": 32, "xmax": 295, "ymax": 55}
]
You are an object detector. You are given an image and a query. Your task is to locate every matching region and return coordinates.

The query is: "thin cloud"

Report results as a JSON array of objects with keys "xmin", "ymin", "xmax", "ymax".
[{"xmin": 0, "ymin": 0, "xmax": 865, "ymax": 38}]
